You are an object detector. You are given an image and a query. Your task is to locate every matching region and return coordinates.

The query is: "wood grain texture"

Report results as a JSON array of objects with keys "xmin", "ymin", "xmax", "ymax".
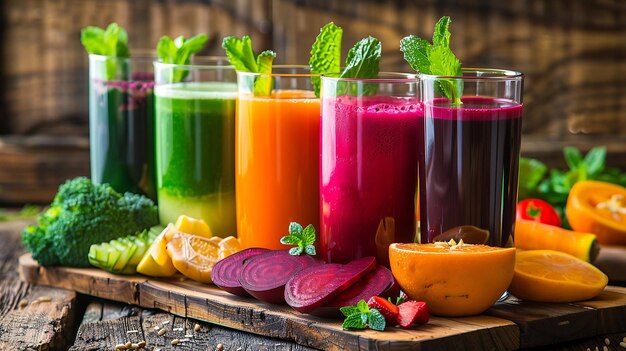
[{"xmin": 20, "ymin": 253, "xmax": 626, "ymax": 351}]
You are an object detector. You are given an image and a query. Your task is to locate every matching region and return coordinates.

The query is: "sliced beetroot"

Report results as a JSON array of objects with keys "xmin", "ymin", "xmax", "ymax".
[
  {"xmin": 310, "ymin": 265, "xmax": 397, "ymax": 317},
  {"xmin": 239, "ymin": 250, "xmax": 319, "ymax": 304},
  {"xmin": 285, "ymin": 256, "xmax": 376, "ymax": 313},
  {"xmin": 212, "ymin": 248, "xmax": 269, "ymax": 297}
]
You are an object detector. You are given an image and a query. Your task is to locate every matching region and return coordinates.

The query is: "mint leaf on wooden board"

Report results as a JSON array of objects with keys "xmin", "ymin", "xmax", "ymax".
[
  {"xmin": 309, "ymin": 22, "xmax": 343, "ymax": 97},
  {"xmin": 400, "ymin": 16, "xmax": 463, "ymax": 105},
  {"xmin": 341, "ymin": 300, "xmax": 387, "ymax": 331}
]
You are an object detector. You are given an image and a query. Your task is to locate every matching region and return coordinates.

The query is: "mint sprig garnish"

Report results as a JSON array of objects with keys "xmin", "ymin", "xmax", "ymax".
[
  {"xmin": 400, "ymin": 16, "xmax": 463, "ymax": 106},
  {"xmin": 222, "ymin": 36, "xmax": 276, "ymax": 96},
  {"xmin": 309, "ymin": 23, "xmax": 381, "ymax": 97},
  {"xmin": 280, "ymin": 222, "xmax": 316, "ymax": 256},
  {"xmin": 309, "ymin": 23, "xmax": 343, "ymax": 97},
  {"xmin": 80, "ymin": 23, "xmax": 130, "ymax": 80},
  {"xmin": 157, "ymin": 34, "xmax": 208, "ymax": 83},
  {"xmin": 340, "ymin": 300, "xmax": 386, "ymax": 331}
]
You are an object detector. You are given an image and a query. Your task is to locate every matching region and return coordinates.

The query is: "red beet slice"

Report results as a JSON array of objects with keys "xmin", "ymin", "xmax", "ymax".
[
  {"xmin": 310, "ymin": 265, "xmax": 397, "ymax": 317},
  {"xmin": 285, "ymin": 256, "xmax": 376, "ymax": 313},
  {"xmin": 239, "ymin": 250, "xmax": 319, "ymax": 304},
  {"xmin": 212, "ymin": 248, "xmax": 269, "ymax": 297}
]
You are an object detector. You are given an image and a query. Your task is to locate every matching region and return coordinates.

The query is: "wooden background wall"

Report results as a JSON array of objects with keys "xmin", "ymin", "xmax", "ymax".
[{"xmin": 1, "ymin": 0, "xmax": 626, "ymax": 202}]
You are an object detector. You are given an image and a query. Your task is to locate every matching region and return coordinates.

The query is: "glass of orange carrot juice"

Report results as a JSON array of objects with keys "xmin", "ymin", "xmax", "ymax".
[{"xmin": 236, "ymin": 66, "xmax": 320, "ymax": 250}]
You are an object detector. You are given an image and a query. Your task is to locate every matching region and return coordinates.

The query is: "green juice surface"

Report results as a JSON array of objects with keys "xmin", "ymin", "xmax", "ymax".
[{"xmin": 155, "ymin": 82, "xmax": 237, "ymax": 236}]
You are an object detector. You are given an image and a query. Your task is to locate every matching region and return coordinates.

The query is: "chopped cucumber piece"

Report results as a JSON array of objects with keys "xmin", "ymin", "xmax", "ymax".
[{"xmin": 88, "ymin": 225, "xmax": 161, "ymax": 274}]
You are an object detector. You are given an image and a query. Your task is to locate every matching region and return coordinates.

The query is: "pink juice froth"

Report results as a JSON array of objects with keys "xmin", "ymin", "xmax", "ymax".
[{"xmin": 320, "ymin": 95, "xmax": 421, "ymax": 266}]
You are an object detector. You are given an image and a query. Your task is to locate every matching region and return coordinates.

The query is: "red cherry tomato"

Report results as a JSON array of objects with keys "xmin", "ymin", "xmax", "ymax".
[{"xmin": 516, "ymin": 199, "xmax": 562, "ymax": 227}]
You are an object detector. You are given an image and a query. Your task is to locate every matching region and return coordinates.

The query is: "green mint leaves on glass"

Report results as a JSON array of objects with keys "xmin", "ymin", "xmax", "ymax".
[
  {"xmin": 157, "ymin": 34, "xmax": 208, "ymax": 83},
  {"xmin": 280, "ymin": 222, "xmax": 316, "ymax": 256},
  {"xmin": 222, "ymin": 35, "xmax": 276, "ymax": 96},
  {"xmin": 340, "ymin": 300, "xmax": 386, "ymax": 331},
  {"xmin": 400, "ymin": 16, "xmax": 463, "ymax": 105},
  {"xmin": 309, "ymin": 22, "xmax": 381, "ymax": 97},
  {"xmin": 80, "ymin": 23, "xmax": 130, "ymax": 80}
]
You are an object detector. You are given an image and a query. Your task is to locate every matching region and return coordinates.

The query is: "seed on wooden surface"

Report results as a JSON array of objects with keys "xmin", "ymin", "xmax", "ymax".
[
  {"xmin": 171, "ymin": 339, "xmax": 180, "ymax": 346},
  {"xmin": 194, "ymin": 323, "xmax": 201, "ymax": 332},
  {"xmin": 623, "ymin": 336, "xmax": 626, "ymax": 342},
  {"xmin": 37, "ymin": 296, "xmax": 51, "ymax": 303},
  {"xmin": 603, "ymin": 346, "xmax": 608, "ymax": 351},
  {"xmin": 124, "ymin": 341, "xmax": 132, "ymax": 349},
  {"xmin": 137, "ymin": 341, "xmax": 146, "ymax": 348},
  {"xmin": 620, "ymin": 341, "xmax": 626, "ymax": 348},
  {"xmin": 595, "ymin": 346, "xmax": 599, "ymax": 351},
  {"xmin": 606, "ymin": 338, "xmax": 611, "ymax": 345},
  {"xmin": 129, "ymin": 343, "xmax": 139, "ymax": 350},
  {"xmin": 586, "ymin": 348, "xmax": 590, "ymax": 351},
  {"xmin": 115, "ymin": 344, "xmax": 127, "ymax": 350},
  {"xmin": 216, "ymin": 343, "xmax": 224, "ymax": 351},
  {"xmin": 18, "ymin": 299, "xmax": 28, "ymax": 308},
  {"xmin": 158, "ymin": 328, "xmax": 166, "ymax": 336}
]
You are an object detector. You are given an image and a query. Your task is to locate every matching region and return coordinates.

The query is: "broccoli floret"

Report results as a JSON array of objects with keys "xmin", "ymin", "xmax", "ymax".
[{"xmin": 21, "ymin": 177, "xmax": 158, "ymax": 267}]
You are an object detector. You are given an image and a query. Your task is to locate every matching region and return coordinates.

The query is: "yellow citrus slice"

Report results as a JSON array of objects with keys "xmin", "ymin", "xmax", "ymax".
[
  {"xmin": 218, "ymin": 236, "xmax": 242, "ymax": 260},
  {"xmin": 165, "ymin": 232, "xmax": 220, "ymax": 283},
  {"xmin": 137, "ymin": 224, "xmax": 177, "ymax": 277},
  {"xmin": 509, "ymin": 250, "xmax": 608, "ymax": 302},
  {"xmin": 389, "ymin": 242, "xmax": 515, "ymax": 316},
  {"xmin": 175, "ymin": 215, "xmax": 212, "ymax": 238}
]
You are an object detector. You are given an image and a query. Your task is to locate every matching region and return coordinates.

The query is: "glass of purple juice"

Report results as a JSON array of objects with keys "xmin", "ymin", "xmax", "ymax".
[
  {"xmin": 320, "ymin": 73, "xmax": 421, "ymax": 266},
  {"xmin": 418, "ymin": 68, "xmax": 524, "ymax": 247},
  {"xmin": 88, "ymin": 51, "xmax": 156, "ymax": 200}
]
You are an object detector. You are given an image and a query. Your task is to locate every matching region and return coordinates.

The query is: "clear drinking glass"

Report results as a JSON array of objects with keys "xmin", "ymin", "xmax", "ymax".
[
  {"xmin": 236, "ymin": 66, "xmax": 320, "ymax": 250},
  {"xmin": 320, "ymin": 73, "xmax": 421, "ymax": 266},
  {"xmin": 88, "ymin": 52, "xmax": 156, "ymax": 200},
  {"xmin": 154, "ymin": 57, "xmax": 237, "ymax": 237},
  {"xmin": 418, "ymin": 68, "xmax": 524, "ymax": 247}
]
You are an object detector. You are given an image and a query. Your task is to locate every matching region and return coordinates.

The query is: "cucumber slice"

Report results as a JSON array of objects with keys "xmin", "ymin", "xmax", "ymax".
[{"xmin": 88, "ymin": 228, "xmax": 161, "ymax": 275}]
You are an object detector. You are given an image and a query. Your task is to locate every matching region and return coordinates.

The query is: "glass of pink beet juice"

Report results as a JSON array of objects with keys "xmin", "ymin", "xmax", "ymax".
[
  {"xmin": 419, "ymin": 69, "xmax": 524, "ymax": 247},
  {"xmin": 320, "ymin": 73, "xmax": 420, "ymax": 266}
]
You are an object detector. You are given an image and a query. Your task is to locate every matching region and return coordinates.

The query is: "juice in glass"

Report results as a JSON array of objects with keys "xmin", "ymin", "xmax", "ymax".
[
  {"xmin": 236, "ymin": 68, "xmax": 320, "ymax": 249},
  {"xmin": 419, "ymin": 70, "xmax": 524, "ymax": 247},
  {"xmin": 320, "ymin": 75, "xmax": 420, "ymax": 265},
  {"xmin": 155, "ymin": 60, "xmax": 237, "ymax": 236},
  {"xmin": 89, "ymin": 54, "xmax": 156, "ymax": 199}
]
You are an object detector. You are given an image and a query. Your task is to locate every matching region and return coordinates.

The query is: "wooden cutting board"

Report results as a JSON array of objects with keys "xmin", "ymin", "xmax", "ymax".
[{"xmin": 19, "ymin": 254, "xmax": 626, "ymax": 350}]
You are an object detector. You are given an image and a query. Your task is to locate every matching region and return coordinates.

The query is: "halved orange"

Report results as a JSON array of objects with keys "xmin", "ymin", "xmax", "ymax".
[
  {"xmin": 509, "ymin": 250, "xmax": 608, "ymax": 302},
  {"xmin": 389, "ymin": 242, "xmax": 515, "ymax": 316},
  {"xmin": 165, "ymin": 232, "xmax": 220, "ymax": 283}
]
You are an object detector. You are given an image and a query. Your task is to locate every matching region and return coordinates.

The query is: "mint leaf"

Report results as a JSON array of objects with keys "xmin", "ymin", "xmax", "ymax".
[
  {"xmin": 368, "ymin": 309, "xmax": 386, "ymax": 331},
  {"xmin": 283, "ymin": 222, "xmax": 317, "ymax": 256},
  {"xmin": 253, "ymin": 50, "xmax": 277, "ymax": 96},
  {"xmin": 304, "ymin": 244, "xmax": 316, "ymax": 256},
  {"xmin": 400, "ymin": 16, "xmax": 463, "ymax": 105},
  {"xmin": 518, "ymin": 158, "xmax": 548, "ymax": 199},
  {"xmin": 584, "ymin": 147, "xmax": 606, "ymax": 176},
  {"xmin": 81, "ymin": 23, "xmax": 130, "ymax": 80},
  {"xmin": 156, "ymin": 34, "xmax": 208, "ymax": 83},
  {"xmin": 357, "ymin": 300, "xmax": 370, "ymax": 313},
  {"xmin": 340, "ymin": 306, "xmax": 359, "ymax": 317},
  {"xmin": 309, "ymin": 22, "xmax": 343, "ymax": 97},
  {"xmin": 564, "ymin": 147, "xmax": 584, "ymax": 170},
  {"xmin": 289, "ymin": 222, "xmax": 303, "ymax": 237},
  {"xmin": 340, "ymin": 36, "xmax": 381, "ymax": 80},
  {"xmin": 342, "ymin": 313, "xmax": 366, "ymax": 330},
  {"xmin": 222, "ymin": 36, "xmax": 258, "ymax": 72}
]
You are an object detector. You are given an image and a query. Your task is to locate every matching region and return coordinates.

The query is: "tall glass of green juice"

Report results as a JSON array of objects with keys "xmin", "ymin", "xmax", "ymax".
[{"xmin": 154, "ymin": 58, "xmax": 237, "ymax": 236}]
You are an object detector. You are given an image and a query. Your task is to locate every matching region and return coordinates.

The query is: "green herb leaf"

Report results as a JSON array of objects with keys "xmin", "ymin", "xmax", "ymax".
[
  {"xmin": 253, "ymin": 50, "xmax": 277, "ymax": 96},
  {"xmin": 368, "ymin": 309, "xmax": 387, "ymax": 331},
  {"xmin": 518, "ymin": 158, "xmax": 548, "ymax": 199},
  {"xmin": 395, "ymin": 295, "xmax": 405, "ymax": 305},
  {"xmin": 340, "ymin": 36, "xmax": 381, "ymax": 80},
  {"xmin": 342, "ymin": 313, "xmax": 367, "ymax": 330},
  {"xmin": 282, "ymin": 222, "xmax": 317, "ymax": 256},
  {"xmin": 80, "ymin": 23, "xmax": 130, "ymax": 80},
  {"xmin": 400, "ymin": 16, "xmax": 463, "ymax": 105},
  {"xmin": 222, "ymin": 36, "xmax": 258, "ymax": 72},
  {"xmin": 309, "ymin": 22, "xmax": 343, "ymax": 97},
  {"xmin": 564, "ymin": 147, "xmax": 584, "ymax": 170},
  {"xmin": 156, "ymin": 34, "xmax": 208, "ymax": 83},
  {"xmin": 357, "ymin": 300, "xmax": 370, "ymax": 313},
  {"xmin": 584, "ymin": 147, "xmax": 606, "ymax": 176},
  {"xmin": 340, "ymin": 306, "xmax": 359, "ymax": 317}
]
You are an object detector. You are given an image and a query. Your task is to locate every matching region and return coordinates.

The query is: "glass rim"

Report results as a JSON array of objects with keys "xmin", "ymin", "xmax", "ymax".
[
  {"xmin": 237, "ymin": 65, "xmax": 318, "ymax": 78},
  {"xmin": 153, "ymin": 56, "xmax": 233, "ymax": 70},
  {"xmin": 321, "ymin": 72, "xmax": 417, "ymax": 83},
  {"xmin": 419, "ymin": 68, "xmax": 523, "ymax": 81}
]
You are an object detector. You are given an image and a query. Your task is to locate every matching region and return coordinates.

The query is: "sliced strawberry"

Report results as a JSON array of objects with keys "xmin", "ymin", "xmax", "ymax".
[
  {"xmin": 367, "ymin": 296, "xmax": 399, "ymax": 324},
  {"xmin": 397, "ymin": 300, "xmax": 429, "ymax": 328}
]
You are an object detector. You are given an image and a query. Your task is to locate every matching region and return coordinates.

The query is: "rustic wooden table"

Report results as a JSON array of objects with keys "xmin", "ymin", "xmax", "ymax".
[{"xmin": 2, "ymin": 219, "xmax": 626, "ymax": 351}]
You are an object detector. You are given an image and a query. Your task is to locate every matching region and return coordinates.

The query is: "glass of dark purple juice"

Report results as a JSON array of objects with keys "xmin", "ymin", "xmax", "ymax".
[
  {"xmin": 88, "ymin": 52, "xmax": 156, "ymax": 200},
  {"xmin": 320, "ymin": 73, "xmax": 421, "ymax": 266},
  {"xmin": 418, "ymin": 69, "xmax": 524, "ymax": 247}
]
